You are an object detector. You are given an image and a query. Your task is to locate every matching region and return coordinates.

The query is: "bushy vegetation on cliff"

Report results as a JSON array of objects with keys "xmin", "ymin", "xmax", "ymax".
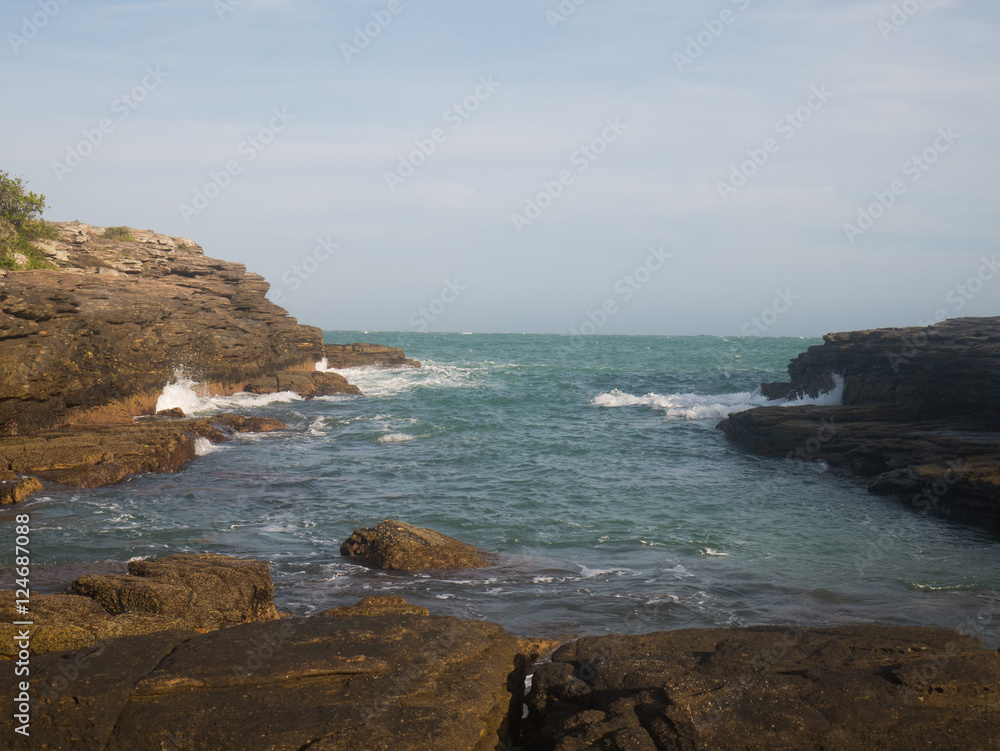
[{"xmin": 0, "ymin": 171, "xmax": 55, "ymax": 270}]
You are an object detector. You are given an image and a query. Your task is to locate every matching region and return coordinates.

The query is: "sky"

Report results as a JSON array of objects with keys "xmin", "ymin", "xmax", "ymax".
[{"xmin": 3, "ymin": 0, "xmax": 998, "ymax": 336}]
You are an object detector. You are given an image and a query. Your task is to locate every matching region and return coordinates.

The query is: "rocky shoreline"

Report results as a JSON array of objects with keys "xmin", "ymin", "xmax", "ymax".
[
  {"xmin": 3, "ymin": 226, "xmax": 1000, "ymax": 748},
  {"xmin": 718, "ymin": 317, "xmax": 1000, "ymax": 525}
]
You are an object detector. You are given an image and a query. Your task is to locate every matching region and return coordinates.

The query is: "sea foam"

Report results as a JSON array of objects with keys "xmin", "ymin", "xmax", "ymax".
[
  {"xmin": 154, "ymin": 369, "xmax": 301, "ymax": 415},
  {"xmin": 592, "ymin": 374, "xmax": 844, "ymax": 420}
]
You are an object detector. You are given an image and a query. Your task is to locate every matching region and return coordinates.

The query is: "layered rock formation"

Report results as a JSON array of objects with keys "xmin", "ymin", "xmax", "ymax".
[
  {"xmin": 324, "ymin": 342, "xmax": 421, "ymax": 369},
  {"xmin": 719, "ymin": 317, "xmax": 1000, "ymax": 524},
  {"xmin": 524, "ymin": 625, "xmax": 1000, "ymax": 750},
  {"xmin": 0, "ymin": 222, "xmax": 327, "ymax": 436},
  {"xmin": 341, "ymin": 519, "xmax": 496, "ymax": 571}
]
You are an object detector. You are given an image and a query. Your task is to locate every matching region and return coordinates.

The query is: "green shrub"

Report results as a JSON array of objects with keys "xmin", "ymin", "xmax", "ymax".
[
  {"xmin": 0, "ymin": 172, "xmax": 55, "ymax": 270},
  {"xmin": 103, "ymin": 226, "xmax": 136, "ymax": 242}
]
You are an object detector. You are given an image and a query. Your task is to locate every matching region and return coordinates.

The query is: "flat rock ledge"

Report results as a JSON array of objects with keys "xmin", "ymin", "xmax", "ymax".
[
  {"xmin": 0, "ymin": 554, "xmax": 277, "ymax": 657},
  {"xmin": 341, "ymin": 519, "xmax": 497, "ymax": 571},
  {"xmin": 325, "ymin": 343, "xmax": 421, "ymax": 369},
  {"xmin": 524, "ymin": 625, "xmax": 1000, "ymax": 751},
  {"xmin": 1, "ymin": 614, "xmax": 523, "ymax": 751}
]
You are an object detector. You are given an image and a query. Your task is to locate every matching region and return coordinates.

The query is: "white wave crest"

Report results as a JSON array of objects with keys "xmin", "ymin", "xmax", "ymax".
[
  {"xmin": 315, "ymin": 360, "xmax": 479, "ymax": 397},
  {"xmin": 194, "ymin": 437, "xmax": 218, "ymax": 456},
  {"xmin": 377, "ymin": 433, "xmax": 416, "ymax": 443},
  {"xmin": 592, "ymin": 374, "xmax": 844, "ymax": 420},
  {"xmin": 155, "ymin": 369, "xmax": 302, "ymax": 416}
]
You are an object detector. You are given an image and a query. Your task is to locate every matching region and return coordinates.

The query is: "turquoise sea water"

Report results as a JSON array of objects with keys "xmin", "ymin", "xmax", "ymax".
[{"xmin": 8, "ymin": 333, "xmax": 1000, "ymax": 645}]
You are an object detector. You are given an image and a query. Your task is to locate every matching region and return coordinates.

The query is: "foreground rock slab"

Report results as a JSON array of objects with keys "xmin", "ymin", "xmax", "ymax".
[
  {"xmin": 0, "ymin": 615, "xmax": 522, "ymax": 751},
  {"xmin": 0, "ymin": 554, "xmax": 277, "ymax": 656},
  {"xmin": 524, "ymin": 625, "xmax": 1000, "ymax": 751},
  {"xmin": 341, "ymin": 519, "xmax": 496, "ymax": 571}
]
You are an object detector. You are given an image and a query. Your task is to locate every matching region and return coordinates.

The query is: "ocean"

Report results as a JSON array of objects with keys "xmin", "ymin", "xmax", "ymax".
[{"xmin": 18, "ymin": 333, "xmax": 1000, "ymax": 646}]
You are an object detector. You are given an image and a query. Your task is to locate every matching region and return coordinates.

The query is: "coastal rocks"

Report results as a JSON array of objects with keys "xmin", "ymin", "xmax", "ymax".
[
  {"xmin": 0, "ymin": 221, "xmax": 325, "ymax": 436},
  {"xmin": 244, "ymin": 369, "xmax": 362, "ymax": 398},
  {"xmin": 523, "ymin": 625, "xmax": 1000, "ymax": 751},
  {"xmin": 0, "ymin": 554, "xmax": 278, "ymax": 657},
  {"xmin": 325, "ymin": 342, "xmax": 421, "ymax": 369},
  {"xmin": 323, "ymin": 595, "xmax": 430, "ymax": 617},
  {"xmin": 341, "ymin": 519, "xmax": 496, "ymax": 571},
  {"xmin": 0, "ymin": 413, "xmax": 287, "ymax": 489},
  {"xmin": 3, "ymin": 614, "xmax": 523, "ymax": 751},
  {"xmin": 719, "ymin": 317, "xmax": 1000, "ymax": 524},
  {"xmin": 0, "ymin": 475, "xmax": 42, "ymax": 504}
]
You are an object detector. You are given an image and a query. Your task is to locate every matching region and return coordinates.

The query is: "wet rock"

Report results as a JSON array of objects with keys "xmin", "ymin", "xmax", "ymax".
[
  {"xmin": 323, "ymin": 595, "xmax": 430, "ymax": 617},
  {"xmin": 341, "ymin": 519, "xmax": 496, "ymax": 571},
  {"xmin": 155, "ymin": 407, "xmax": 185, "ymax": 418},
  {"xmin": 325, "ymin": 342, "xmax": 421, "ymax": 369},
  {"xmin": 0, "ymin": 476, "xmax": 42, "ymax": 504},
  {"xmin": 244, "ymin": 369, "xmax": 362, "ymax": 398},
  {"xmin": 0, "ymin": 413, "xmax": 287, "ymax": 489},
  {"xmin": 523, "ymin": 625, "xmax": 1000, "ymax": 751},
  {"xmin": 0, "ymin": 615, "xmax": 523, "ymax": 751}
]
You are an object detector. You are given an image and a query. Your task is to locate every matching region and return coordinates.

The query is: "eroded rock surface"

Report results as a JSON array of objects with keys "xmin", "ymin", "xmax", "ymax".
[
  {"xmin": 0, "ymin": 222, "xmax": 326, "ymax": 436},
  {"xmin": 341, "ymin": 519, "xmax": 496, "ymax": 571},
  {"xmin": 0, "ymin": 615, "xmax": 523, "ymax": 751},
  {"xmin": 524, "ymin": 625, "xmax": 1000, "ymax": 751}
]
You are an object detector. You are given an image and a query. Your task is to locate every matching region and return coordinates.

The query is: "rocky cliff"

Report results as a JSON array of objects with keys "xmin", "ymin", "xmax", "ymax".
[
  {"xmin": 0, "ymin": 222, "xmax": 325, "ymax": 436},
  {"xmin": 720, "ymin": 317, "xmax": 1000, "ymax": 524}
]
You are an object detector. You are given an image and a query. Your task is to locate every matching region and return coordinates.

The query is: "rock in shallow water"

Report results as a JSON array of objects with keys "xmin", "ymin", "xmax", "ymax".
[{"xmin": 340, "ymin": 519, "xmax": 497, "ymax": 571}]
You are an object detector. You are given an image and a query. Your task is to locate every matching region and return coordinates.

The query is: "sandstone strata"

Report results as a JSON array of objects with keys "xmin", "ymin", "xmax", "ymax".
[
  {"xmin": 0, "ymin": 222, "xmax": 326, "ymax": 437},
  {"xmin": 325, "ymin": 342, "xmax": 421, "ymax": 369},
  {"xmin": 524, "ymin": 625, "xmax": 1000, "ymax": 750},
  {"xmin": 341, "ymin": 519, "xmax": 496, "ymax": 571},
  {"xmin": 719, "ymin": 317, "xmax": 1000, "ymax": 524}
]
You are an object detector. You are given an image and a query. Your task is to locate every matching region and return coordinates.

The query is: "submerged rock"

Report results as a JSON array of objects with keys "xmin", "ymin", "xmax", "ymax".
[
  {"xmin": 524, "ymin": 625, "xmax": 1000, "ymax": 750},
  {"xmin": 323, "ymin": 595, "xmax": 430, "ymax": 617},
  {"xmin": 341, "ymin": 519, "xmax": 496, "ymax": 571},
  {"xmin": 324, "ymin": 342, "xmax": 421, "ymax": 369},
  {"xmin": 1, "ymin": 614, "xmax": 523, "ymax": 751}
]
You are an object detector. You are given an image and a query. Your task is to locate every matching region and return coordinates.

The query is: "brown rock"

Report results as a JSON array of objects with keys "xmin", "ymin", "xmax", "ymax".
[
  {"xmin": 341, "ymin": 519, "xmax": 496, "ymax": 571},
  {"xmin": 323, "ymin": 595, "xmax": 430, "ymax": 617},
  {"xmin": 245, "ymin": 370, "xmax": 362, "ymax": 398},
  {"xmin": 155, "ymin": 406, "xmax": 186, "ymax": 417},
  {"xmin": 73, "ymin": 553, "xmax": 278, "ymax": 627},
  {"xmin": 0, "ymin": 476, "xmax": 42, "ymax": 504},
  {"xmin": 524, "ymin": 625, "xmax": 1000, "ymax": 750},
  {"xmin": 325, "ymin": 342, "xmax": 421, "ymax": 369},
  {"xmin": 1, "ymin": 615, "xmax": 523, "ymax": 751},
  {"xmin": 0, "ymin": 221, "xmax": 325, "ymax": 437}
]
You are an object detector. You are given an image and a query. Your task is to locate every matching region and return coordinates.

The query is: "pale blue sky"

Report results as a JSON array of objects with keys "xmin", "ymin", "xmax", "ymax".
[{"xmin": 4, "ymin": 0, "xmax": 998, "ymax": 335}]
